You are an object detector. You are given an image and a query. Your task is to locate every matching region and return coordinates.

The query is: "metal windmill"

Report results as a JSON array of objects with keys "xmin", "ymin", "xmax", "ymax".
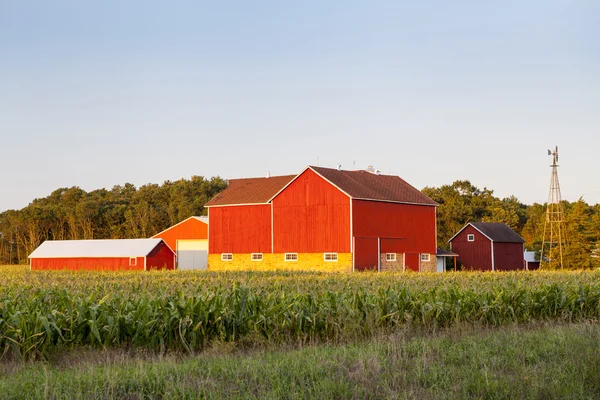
[{"xmin": 540, "ymin": 146, "xmax": 567, "ymax": 269}]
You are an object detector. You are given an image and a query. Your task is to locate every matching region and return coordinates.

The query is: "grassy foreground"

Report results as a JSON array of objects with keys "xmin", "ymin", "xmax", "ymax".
[
  {"xmin": 1, "ymin": 322, "xmax": 599, "ymax": 399},
  {"xmin": 1, "ymin": 266, "xmax": 600, "ymax": 360}
]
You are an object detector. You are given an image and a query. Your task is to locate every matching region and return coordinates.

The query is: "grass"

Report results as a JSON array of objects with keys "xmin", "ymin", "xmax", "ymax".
[{"xmin": 0, "ymin": 322, "xmax": 599, "ymax": 399}]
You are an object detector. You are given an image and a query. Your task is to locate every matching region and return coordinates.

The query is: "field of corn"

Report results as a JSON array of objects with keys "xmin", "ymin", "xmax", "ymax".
[{"xmin": 1, "ymin": 265, "xmax": 600, "ymax": 361}]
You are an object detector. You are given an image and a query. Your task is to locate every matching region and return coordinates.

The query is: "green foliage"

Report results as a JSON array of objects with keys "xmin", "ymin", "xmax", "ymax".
[
  {"xmin": 1, "ymin": 268, "xmax": 600, "ymax": 361},
  {"xmin": 0, "ymin": 176, "xmax": 227, "ymax": 264}
]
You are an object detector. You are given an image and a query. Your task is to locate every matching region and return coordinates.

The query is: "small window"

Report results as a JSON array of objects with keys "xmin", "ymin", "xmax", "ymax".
[
  {"xmin": 467, "ymin": 234, "xmax": 475, "ymax": 242},
  {"xmin": 251, "ymin": 253, "xmax": 263, "ymax": 261},
  {"xmin": 420, "ymin": 254, "xmax": 431, "ymax": 262},
  {"xmin": 386, "ymin": 253, "xmax": 396, "ymax": 262},
  {"xmin": 324, "ymin": 253, "xmax": 338, "ymax": 262},
  {"xmin": 129, "ymin": 257, "xmax": 137, "ymax": 266},
  {"xmin": 221, "ymin": 253, "xmax": 233, "ymax": 261},
  {"xmin": 285, "ymin": 253, "xmax": 298, "ymax": 262}
]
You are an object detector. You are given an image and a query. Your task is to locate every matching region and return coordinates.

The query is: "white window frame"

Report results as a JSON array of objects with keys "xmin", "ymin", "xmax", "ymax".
[
  {"xmin": 420, "ymin": 253, "xmax": 431, "ymax": 262},
  {"xmin": 324, "ymin": 253, "xmax": 338, "ymax": 262},
  {"xmin": 284, "ymin": 253, "xmax": 298, "ymax": 262},
  {"xmin": 251, "ymin": 253, "xmax": 263, "ymax": 261},
  {"xmin": 221, "ymin": 253, "xmax": 233, "ymax": 261},
  {"xmin": 129, "ymin": 257, "xmax": 137, "ymax": 266},
  {"xmin": 467, "ymin": 234, "xmax": 475, "ymax": 242},
  {"xmin": 385, "ymin": 253, "xmax": 397, "ymax": 262}
]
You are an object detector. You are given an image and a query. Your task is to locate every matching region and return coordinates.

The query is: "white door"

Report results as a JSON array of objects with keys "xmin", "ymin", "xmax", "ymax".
[{"xmin": 177, "ymin": 240, "xmax": 208, "ymax": 270}]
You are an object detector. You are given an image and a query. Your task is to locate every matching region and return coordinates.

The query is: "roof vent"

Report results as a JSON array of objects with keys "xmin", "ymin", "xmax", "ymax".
[
  {"xmin": 337, "ymin": 164, "xmax": 342, "ymax": 171},
  {"xmin": 366, "ymin": 165, "xmax": 375, "ymax": 174},
  {"xmin": 266, "ymin": 171, "xmax": 271, "ymax": 178},
  {"xmin": 375, "ymin": 169, "xmax": 381, "ymax": 175}
]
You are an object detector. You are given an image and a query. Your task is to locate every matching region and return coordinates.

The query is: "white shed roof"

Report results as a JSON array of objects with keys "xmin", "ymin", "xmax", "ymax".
[
  {"xmin": 29, "ymin": 239, "xmax": 166, "ymax": 259},
  {"xmin": 524, "ymin": 251, "xmax": 537, "ymax": 263},
  {"xmin": 192, "ymin": 216, "xmax": 209, "ymax": 224}
]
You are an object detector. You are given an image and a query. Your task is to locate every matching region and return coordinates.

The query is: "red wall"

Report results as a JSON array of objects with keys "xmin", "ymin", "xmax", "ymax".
[
  {"xmin": 146, "ymin": 241, "xmax": 175, "ymax": 270},
  {"xmin": 451, "ymin": 225, "xmax": 492, "ymax": 271},
  {"xmin": 272, "ymin": 169, "xmax": 351, "ymax": 253},
  {"xmin": 405, "ymin": 253, "xmax": 420, "ymax": 272},
  {"xmin": 31, "ymin": 257, "xmax": 145, "ymax": 271},
  {"xmin": 352, "ymin": 200, "xmax": 436, "ymax": 253},
  {"xmin": 209, "ymin": 204, "xmax": 272, "ymax": 253},
  {"xmin": 354, "ymin": 237, "xmax": 378, "ymax": 271},
  {"xmin": 153, "ymin": 218, "xmax": 207, "ymax": 252},
  {"xmin": 493, "ymin": 242, "xmax": 525, "ymax": 271}
]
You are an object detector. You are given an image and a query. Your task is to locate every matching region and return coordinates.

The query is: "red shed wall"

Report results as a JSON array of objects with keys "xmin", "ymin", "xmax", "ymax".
[
  {"xmin": 146, "ymin": 242, "xmax": 175, "ymax": 270},
  {"xmin": 209, "ymin": 204, "xmax": 272, "ymax": 254},
  {"xmin": 493, "ymin": 242, "xmax": 525, "ymax": 271},
  {"xmin": 352, "ymin": 200, "xmax": 436, "ymax": 254},
  {"xmin": 30, "ymin": 257, "xmax": 145, "ymax": 271},
  {"xmin": 272, "ymin": 169, "xmax": 351, "ymax": 253},
  {"xmin": 450, "ymin": 225, "xmax": 492, "ymax": 271},
  {"xmin": 153, "ymin": 218, "xmax": 207, "ymax": 252}
]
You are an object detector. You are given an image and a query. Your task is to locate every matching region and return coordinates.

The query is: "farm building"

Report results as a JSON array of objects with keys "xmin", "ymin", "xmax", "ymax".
[
  {"xmin": 524, "ymin": 251, "xmax": 540, "ymax": 270},
  {"xmin": 152, "ymin": 216, "xmax": 208, "ymax": 270},
  {"xmin": 205, "ymin": 166, "xmax": 438, "ymax": 272},
  {"xmin": 449, "ymin": 222, "xmax": 525, "ymax": 271},
  {"xmin": 29, "ymin": 238, "xmax": 175, "ymax": 271},
  {"xmin": 436, "ymin": 248, "xmax": 458, "ymax": 272}
]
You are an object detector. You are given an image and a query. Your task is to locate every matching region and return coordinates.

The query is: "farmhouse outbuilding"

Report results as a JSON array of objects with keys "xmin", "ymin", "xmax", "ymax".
[
  {"xmin": 205, "ymin": 166, "xmax": 438, "ymax": 272},
  {"xmin": 152, "ymin": 216, "xmax": 208, "ymax": 270},
  {"xmin": 29, "ymin": 238, "xmax": 175, "ymax": 271},
  {"xmin": 449, "ymin": 222, "xmax": 525, "ymax": 271}
]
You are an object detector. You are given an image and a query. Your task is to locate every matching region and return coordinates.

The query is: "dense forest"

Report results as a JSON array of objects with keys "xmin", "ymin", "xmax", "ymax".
[{"xmin": 0, "ymin": 177, "xmax": 598, "ymax": 269}]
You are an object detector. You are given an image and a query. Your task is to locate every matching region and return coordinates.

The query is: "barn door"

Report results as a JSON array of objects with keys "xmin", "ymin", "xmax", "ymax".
[
  {"xmin": 405, "ymin": 253, "xmax": 419, "ymax": 272},
  {"xmin": 354, "ymin": 237, "xmax": 379, "ymax": 271},
  {"xmin": 177, "ymin": 240, "xmax": 208, "ymax": 270}
]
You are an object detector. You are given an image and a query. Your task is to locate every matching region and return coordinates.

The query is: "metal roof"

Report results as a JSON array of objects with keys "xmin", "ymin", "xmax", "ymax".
[
  {"xmin": 524, "ymin": 251, "xmax": 537, "ymax": 263},
  {"xmin": 29, "ymin": 239, "xmax": 166, "ymax": 259},
  {"xmin": 192, "ymin": 216, "xmax": 209, "ymax": 224},
  {"xmin": 437, "ymin": 248, "xmax": 458, "ymax": 257}
]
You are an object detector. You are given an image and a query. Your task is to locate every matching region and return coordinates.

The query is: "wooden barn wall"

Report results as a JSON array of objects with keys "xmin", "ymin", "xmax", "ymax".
[
  {"xmin": 154, "ymin": 219, "xmax": 207, "ymax": 252},
  {"xmin": 451, "ymin": 226, "xmax": 492, "ymax": 271},
  {"xmin": 405, "ymin": 253, "xmax": 420, "ymax": 272},
  {"xmin": 208, "ymin": 205, "xmax": 272, "ymax": 254},
  {"xmin": 493, "ymin": 242, "xmax": 525, "ymax": 271},
  {"xmin": 146, "ymin": 242, "xmax": 175, "ymax": 270},
  {"xmin": 354, "ymin": 237, "xmax": 378, "ymax": 271},
  {"xmin": 352, "ymin": 200, "xmax": 436, "ymax": 254},
  {"xmin": 30, "ymin": 257, "xmax": 145, "ymax": 271},
  {"xmin": 272, "ymin": 169, "xmax": 351, "ymax": 253}
]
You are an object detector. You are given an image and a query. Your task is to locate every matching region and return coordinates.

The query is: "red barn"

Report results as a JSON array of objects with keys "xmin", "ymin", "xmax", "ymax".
[
  {"xmin": 206, "ymin": 166, "xmax": 438, "ymax": 272},
  {"xmin": 449, "ymin": 222, "xmax": 525, "ymax": 271},
  {"xmin": 29, "ymin": 238, "xmax": 175, "ymax": 271},
  {"xmin": 152, "ymin": 216, "xmax": 208, "ymax": 270}
]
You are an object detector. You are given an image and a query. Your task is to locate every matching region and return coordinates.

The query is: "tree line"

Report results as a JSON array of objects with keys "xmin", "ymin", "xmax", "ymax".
[
  {"xmin": 423, "ymin": 181, "xmax": 600, "ymax": 270},
  {"xmin": 0, "ymin": 177, "xmax": 598, "ymax": 269},
  {"xmin": 0, "ymin": 176, "xmax": 227, "ymax": 264}
]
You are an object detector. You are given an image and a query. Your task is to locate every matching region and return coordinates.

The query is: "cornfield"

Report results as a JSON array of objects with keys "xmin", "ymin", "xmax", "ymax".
[{"xmin": 1, "ymin": 266, "xmax": 599, "ymax": 360}]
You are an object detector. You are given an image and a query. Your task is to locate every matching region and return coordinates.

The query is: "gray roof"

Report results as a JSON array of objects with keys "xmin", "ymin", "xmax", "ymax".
[
  {"xmin": 524, "ymin": 251, "xmax": 537, "ymax": 262},
  {"xmin": 437, "ymin": 248, "xmax": 458, "ymax": 257},
  {"xmin": 29, "ymin": 239, "xmax": 166, "ymax": 259},
  {"xmin": 192, "ymin": 216, "xmax": 209, "ymax": 224},
  {"xmin": 451, "ymin": 222, "xmax": 525, "ymax": 243}
]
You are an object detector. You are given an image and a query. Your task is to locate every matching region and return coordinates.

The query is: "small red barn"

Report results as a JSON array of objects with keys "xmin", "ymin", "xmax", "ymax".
[
  {"xmin": 29, "ymin": 238, "xmax": 175, "ymax": 271},
  {"xmin": 152, "ymin": 216, "xmax": 209, "ymax": 270},
  {"xmin": 449, "ymin": 222, "xmax": 525, "ymax": 271},
  {"xmin": 206, "ymin": 166, "xmax": 438, "ymax": 272}
]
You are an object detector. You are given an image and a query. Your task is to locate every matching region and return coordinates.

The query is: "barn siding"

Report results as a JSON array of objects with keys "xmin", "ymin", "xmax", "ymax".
[
  {"xmin": 146, "ymin": 242, "xmax": 176, "ymax": 270},
  {"xmin": 493, "ymin": 242, "xmax": 525, "ymax": 271},
  {"xmin": 353, "ymin": 237, "xmax": 378, "ymax": 271},
  {"xmin": 451, "ymin": 226, "xmax": 492, "ymax": 271},
  {"xmin": 208, "ymin": 204, "xmax": 272, "ymax": 254},
  {"xmin": 272, "ymin": 169, "xmax": 351, "ymax": 253},
  {"xmin": 153, "ymin": 218, "xmax": 207, "ymax": 252},
  {"xmin": 30, "ymin": 257, "xmax": 145, "ymax": 271}
]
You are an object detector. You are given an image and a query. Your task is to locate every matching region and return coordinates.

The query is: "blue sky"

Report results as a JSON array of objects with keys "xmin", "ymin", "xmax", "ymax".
[{"xmin": 1, "ymin": 0, "xmax": 599, "ymax": 211}]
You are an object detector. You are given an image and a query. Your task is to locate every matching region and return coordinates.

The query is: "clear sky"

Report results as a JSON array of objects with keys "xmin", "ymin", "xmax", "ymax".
[{"xmin": 1, "ymin": 0, "xmax": 599, "ymax": 212}]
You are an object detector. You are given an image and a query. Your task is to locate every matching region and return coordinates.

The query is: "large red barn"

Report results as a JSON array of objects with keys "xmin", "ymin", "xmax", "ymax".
[
  {"xmin": 29, "ymin": 238, "xmax": 175, "ymax": 271},
  {"xmin": 152, "ymin": 216, "xmax": 208, "ymax": 270},
  {"xmin": 449, "ymin": 222, "xmax": 525, "ymax": 271},
  {"xmin": 206, "ymin": 166, "xmax": 438, "ymax": 272}
]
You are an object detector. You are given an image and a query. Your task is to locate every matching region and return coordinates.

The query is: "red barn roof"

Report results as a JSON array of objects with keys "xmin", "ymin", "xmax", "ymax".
[
  {"xmin": 205, "ymin": 175, "xmax": 296, "ymax": 206},
  {"xmin": 308, "ymin": 166, "xmax": 437, "ymax": 206}
]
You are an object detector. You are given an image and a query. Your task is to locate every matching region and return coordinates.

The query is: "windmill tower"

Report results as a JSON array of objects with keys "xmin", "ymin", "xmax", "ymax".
[{"xmin": 540, "ymin": 146, "xmax": 567, "ymax": 269}]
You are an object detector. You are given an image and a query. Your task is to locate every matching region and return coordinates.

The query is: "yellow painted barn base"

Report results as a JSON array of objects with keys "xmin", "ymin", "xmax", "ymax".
[{"xmin": 208, "ymin": 253, "xmax": 353, "ymax": 272}]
